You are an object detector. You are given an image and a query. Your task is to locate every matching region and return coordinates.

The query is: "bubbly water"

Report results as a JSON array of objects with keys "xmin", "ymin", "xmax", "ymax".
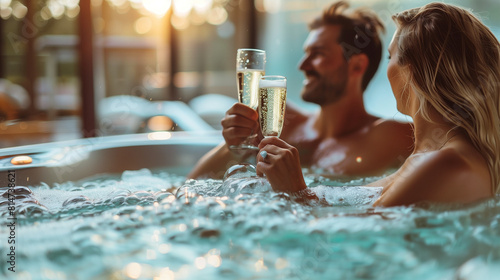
[{"xmin": 1, "ymin": 166, "xmax": 500, "ymax": 280}]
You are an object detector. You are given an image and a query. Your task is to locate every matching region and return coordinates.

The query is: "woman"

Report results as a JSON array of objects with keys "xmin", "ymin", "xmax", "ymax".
[{"xmin": 256, "ymin": 2, "xmax": 500, "ymax": 206}]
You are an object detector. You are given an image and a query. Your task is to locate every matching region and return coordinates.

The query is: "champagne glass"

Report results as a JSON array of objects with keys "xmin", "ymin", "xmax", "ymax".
[
  {"xmin": 259, "ymin": 75, "xmax": 287, "ymax": 138},
  {"xmin": 230, "ymin": 48, "xmax": 266, "ymax": 151}
]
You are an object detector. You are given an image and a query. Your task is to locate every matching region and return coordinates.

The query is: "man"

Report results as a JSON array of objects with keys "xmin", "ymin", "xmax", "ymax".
[{"xmin": 188, "ymin": 1, "xmax": 413, "ymax": 179}]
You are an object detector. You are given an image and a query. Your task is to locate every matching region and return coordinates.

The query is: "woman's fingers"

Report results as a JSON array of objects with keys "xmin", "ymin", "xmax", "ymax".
[
  {"xmin": 258, "ymin": 136, "xmax": 294, "ymax": 150},
  {"xmin": 256, "ymin": 140, "xmax": 306, "ymax": 193}
]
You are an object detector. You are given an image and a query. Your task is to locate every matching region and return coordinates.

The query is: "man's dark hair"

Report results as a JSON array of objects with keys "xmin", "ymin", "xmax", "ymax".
[{"xmin": 309, "ymin": 1, "xmax": 385, "ymax": 91}]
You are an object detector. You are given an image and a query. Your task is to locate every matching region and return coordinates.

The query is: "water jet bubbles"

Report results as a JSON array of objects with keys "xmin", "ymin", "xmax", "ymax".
[
  {"xmin": 175, "ymin": 185, "xmax": 200, "ymax": 204},
  {"xmin": 455, "ymin": 256, "xmax": 500, "ymax": 279},
  {"xmin": 132, "ymin": 190, "xmax": 156, "ymax": 204},
  {"xmin": 115, "ymin": 205, "xmax": 139, "ymax": 216},
  {"xmin": 125, "ymin": 195, "xmax": 141, "ymax": 205},
  {"xmin": 16, "ymin": 185, "xmax": 34, "ymax": 195},
  {"xmin": 18, "ymin": 197, "xmax": 43, "ymax": 207},
  {"xmin": 155, "ymin": 190, "xmax": 174, "ymax": 202},
  {"xmin": 271, "ymin": 192, "xmax": 291, "ymax": 202},
  {"xmin": 472, "ymin": 226, "xmax": 500, "ymax": 246},
  {"xmin": 222, "ymin": 164, "xmax": 271, "ymax": 197},
  {"xmin": 38, "ymin": 182, "xmax": 51, "ymax": 190},
  {"xmin": 81, "ymin": 179, "xmax": 112, "ymax": 189},
  {"xmin": 108, "ymin": 189, "xmax": 132, "ymax": 197},
  {"xmin": 224, "ymin": 164, "xmax": 257, "ymax": 181},
  {"xmin": 238, "ymin": 178, "xmax": 272, "ymax": 195},
  {"xmin": 1, "ymin": 185, "xmax": 33, "ymax": 198},
  {"xmin": 69, "ymin": 186, "xmax": 85, "ymax": 192},
  {"xmin": 17, "ymin": 204, "xmax": 49, "ymax": 217},
  {"xmin": 62, "ymin": 195, "xmax": 92, "ymax": 207},
  {"xmin": 110, "ymin": 196, "xmax": 126, "ymax": 206},
  {"xmin": 122, "ymin": 168, "xmax": 153, "ymax": 180},
  {"xmin": 72, "ymin": 223, "xmax": 97, "ymax": 233}
]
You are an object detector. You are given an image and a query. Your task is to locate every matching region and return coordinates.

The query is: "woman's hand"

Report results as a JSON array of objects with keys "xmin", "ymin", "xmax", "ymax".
[
  {"xmin": 221, "ymin": 103, "xmax": 261, "ymax": 147},
  {"xmin": 256, "ymin": 137, "xmax": 308, "ymax": 193}
]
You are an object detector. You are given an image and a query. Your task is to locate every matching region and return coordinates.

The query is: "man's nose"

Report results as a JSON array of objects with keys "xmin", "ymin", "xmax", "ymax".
[{"xmin": 298, "ymin": 55, "xmax": 310, "ymax": 71}]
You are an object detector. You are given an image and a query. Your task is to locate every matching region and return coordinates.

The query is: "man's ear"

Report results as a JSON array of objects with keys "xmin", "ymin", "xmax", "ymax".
[{"xmin": 348, "ymin": 53, "xmax": 369, "ymax": 77}]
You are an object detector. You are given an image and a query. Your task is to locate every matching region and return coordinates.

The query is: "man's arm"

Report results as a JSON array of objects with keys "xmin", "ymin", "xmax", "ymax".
[
  {"xmin": 188, "ymin": 101, "xmax": 308, "ymax": 179},
  {"xmin": 187, "ymin": 142, "xmax": 256, "ymax": 179},
  {"xmin": 187, "ymin": 103, "xmax": 259, "ymax": 179}
]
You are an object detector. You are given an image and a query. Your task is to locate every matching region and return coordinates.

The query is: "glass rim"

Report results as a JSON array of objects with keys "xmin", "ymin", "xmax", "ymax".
[
  {"xmin": 237, "ymin": 48, "xmax": 266, "ymax": 53},
  {"xmin": 261, "ymin": 75, "xmax": 286, "ymax": 80}
]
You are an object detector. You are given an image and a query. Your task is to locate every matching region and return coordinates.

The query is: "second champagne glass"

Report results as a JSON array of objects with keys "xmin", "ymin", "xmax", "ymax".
[
  {"xmin": 231, "ymin": 48, "xmax": 266, "ymax": 151},
  {"xmin": 259, "ymin": 75, "xmax": 287, "ymax": 138}
]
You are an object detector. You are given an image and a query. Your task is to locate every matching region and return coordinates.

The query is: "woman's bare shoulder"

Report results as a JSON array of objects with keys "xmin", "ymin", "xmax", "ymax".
[{"xmin": 375, "ymin": 148, "xmax": 492, "ymax": 206}]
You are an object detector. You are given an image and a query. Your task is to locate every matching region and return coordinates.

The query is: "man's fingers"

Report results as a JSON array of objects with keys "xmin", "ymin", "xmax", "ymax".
[
  {"xmin": 221, "ymin": 115, "xmax": 258, "ymax": 130},
  {"xmin": 223, "ymin": 127, "xmax": 255, "ymax": 139},
  {"xmin": 226, "ymin": 103, "xmax": 258, "ymax": 120}
]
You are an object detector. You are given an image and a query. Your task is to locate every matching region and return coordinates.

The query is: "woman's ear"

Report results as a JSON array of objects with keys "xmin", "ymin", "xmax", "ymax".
[{"xmin": 349, "ymin": 53, "xmax": 369, "ymax": 77}]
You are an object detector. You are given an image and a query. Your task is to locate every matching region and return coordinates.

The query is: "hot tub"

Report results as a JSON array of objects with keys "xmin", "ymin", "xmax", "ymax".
[
  {"xmin": 0, "ymin": 132, "xmax": 499, "ymax": 280},
  {"xmin": 0, "ymin": 131, "xmax": 222, "ymax": 187}
]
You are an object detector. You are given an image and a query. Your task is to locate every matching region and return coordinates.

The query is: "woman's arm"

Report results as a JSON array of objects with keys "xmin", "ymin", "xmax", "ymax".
[{"xmin": 256, "ymin": 137, "xmax": 318, "ymax": 201}]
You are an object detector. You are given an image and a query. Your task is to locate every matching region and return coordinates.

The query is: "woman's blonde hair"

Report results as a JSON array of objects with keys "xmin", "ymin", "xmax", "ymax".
[{"xmin": 393, "ymin": 2, "xmax": 500, "ymax": 194}]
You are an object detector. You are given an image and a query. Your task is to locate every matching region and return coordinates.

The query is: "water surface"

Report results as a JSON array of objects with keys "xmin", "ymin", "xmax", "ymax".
[{"xmin": 1, "ymin": 168, "xmax": 499, "ymax": 280}]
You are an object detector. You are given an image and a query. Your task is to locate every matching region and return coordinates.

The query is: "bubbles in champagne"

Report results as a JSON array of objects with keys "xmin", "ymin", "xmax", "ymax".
[
  {"xmin": 259, "ymin": 80, "xmax": 286, "ymax": 137},
  {"xmin": 237, "ymin": 70, "xmax": 264, "ymax": 109}
]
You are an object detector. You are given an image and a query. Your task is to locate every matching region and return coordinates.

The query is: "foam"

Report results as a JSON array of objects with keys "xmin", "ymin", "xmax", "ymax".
[{"xmin": 259, "ymin": 78, "xmax": 286, "ymax": 88}]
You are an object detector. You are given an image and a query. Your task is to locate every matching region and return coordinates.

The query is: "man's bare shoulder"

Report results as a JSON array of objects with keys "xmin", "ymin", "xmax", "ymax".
[
  {"xmin": 365, "ymin": 118, "xmax": 414, "ymax": 146},
  {"xmin": 281, "ymin": 102, "xmax": 321, "ymax": 145},
  {"xmin": 285, "ymin": 102, "xmax": 312, "ymax": 120},
  {"xmin": 283, "ymin": 102, "xmax": 314, "ymax": 132},
  {"xmin": 371, "ymin": 118, "xmax": 413, "ymax": 133}
]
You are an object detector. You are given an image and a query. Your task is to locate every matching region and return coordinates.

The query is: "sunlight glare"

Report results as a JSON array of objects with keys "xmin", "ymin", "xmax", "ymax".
[
  {"xmin": 147, "ymin": 131, "xmax": 172, "ymax": 140},
  {"xmin": 159, "ymin": 268, "xmax": 175, "ymax": 280},
  {"xmin": 135, "ymin": 16, "xmax": 153, "ymax": 34},
  {"xmin": 0, "ymin": 0, "xmax": 11, "ymax": 9},
  {"xmin": 142, "ymin": 0, "xmax": 171, "ymax": 17},
  {"xmin": 206, "ymin": 6, "xmax": 227, "ymax": 25},
  {"xmin": 263, "ymin": 0, "xmax": 281, "ymax": 13},
  {"xmin": 173, "ymin": 0, "xmax": 193, "ymax": 17},
  {"xmin": 193, "ymin": 0, "xmax": 212, "ymax": 14},
  {"xmin": 11, "ymin": 1, "xmax": 27, "ymax": 19},
  {"xmin": 171, "ymin": 14, "xmax": 190, "ymax": 29},
  {"xmin": 125, "ymin": 263, "xmax": 142, "ymax": 279}
]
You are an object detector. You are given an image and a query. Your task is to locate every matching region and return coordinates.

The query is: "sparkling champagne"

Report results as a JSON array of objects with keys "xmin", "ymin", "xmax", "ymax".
[
  {"xmin": 259, "ymin": 78, "xmax": 287, "ymax": 137},
  {"xmin": 231, "ymin": 48, "xmax": 266, "ymax": 151},
  {"xmin": 237, "ymin": 69, "xmax": 264, "ymax": 109}
]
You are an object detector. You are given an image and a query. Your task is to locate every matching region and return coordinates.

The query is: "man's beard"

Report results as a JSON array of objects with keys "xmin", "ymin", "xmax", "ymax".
[{"xmin": 301, "ymin": 70, "xmax": 348, "ymax": 106}]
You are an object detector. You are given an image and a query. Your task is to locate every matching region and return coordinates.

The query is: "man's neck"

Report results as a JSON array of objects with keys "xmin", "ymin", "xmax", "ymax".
[{"xmin": 314, "ymin": 95, "xmax": 375, "ymax": 138}]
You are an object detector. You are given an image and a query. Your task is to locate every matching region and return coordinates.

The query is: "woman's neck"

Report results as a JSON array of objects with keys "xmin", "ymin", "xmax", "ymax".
[{"xmin": 411, "ymin": 110, "xmax": 461, "ymax": 153}]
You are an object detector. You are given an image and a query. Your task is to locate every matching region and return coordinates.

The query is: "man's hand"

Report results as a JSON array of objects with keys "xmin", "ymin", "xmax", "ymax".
[{"xmin": 221, "ymin": 103, "xmax": 261, "ymax": 147}]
